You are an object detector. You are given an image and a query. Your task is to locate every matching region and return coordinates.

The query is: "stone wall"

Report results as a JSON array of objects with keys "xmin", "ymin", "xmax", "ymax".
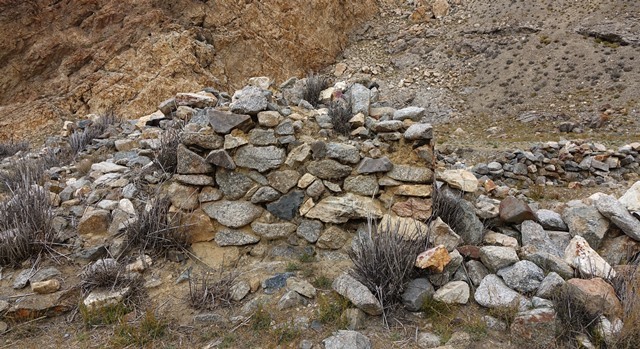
[{"xmin": 141, "ymin": 80, "xmax": 436, "ymax": 268}]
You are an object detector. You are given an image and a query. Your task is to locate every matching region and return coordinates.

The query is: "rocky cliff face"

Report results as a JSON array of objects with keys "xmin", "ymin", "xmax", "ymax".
[{"xmin": 0, "ymin": 0, "xmax": 377, "ymax": 143}]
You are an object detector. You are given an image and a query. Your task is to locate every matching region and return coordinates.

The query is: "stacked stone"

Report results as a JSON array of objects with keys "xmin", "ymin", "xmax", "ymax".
[{"xmin": 450, "ymin": 140, "xmax": 640, "ymax": 188}]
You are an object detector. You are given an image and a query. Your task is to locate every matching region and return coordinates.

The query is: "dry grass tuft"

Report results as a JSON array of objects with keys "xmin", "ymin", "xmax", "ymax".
[
  {"xmin": 68, "ymin": 113, "xmax": 119, "ymax": 155},
  {"xmin": 348, "ymin": 216, "xmax": 430, "ymax": 320},
  {"xmin": 123, "ymin": 195, "xmax": 188, "ymax": 257},
  {"xmin": 302, "ymin": 73, "xmax": 329, "ymax": 108},
  {"xmin": 155, "ymin": 127, "xmax": 181, "ymax": 174},
  {"xmin": 187, "ymin": 270, "xmax": 238, "ymax": 311},
  {"xmin": 0, "ymin": 140, "xmax": 29, "ymax": 159},
  {"xmin": 328, "ymin": 99, "xmax": 352, "ymax": 136},
  {"xmin": 80, "ymin": 258, "xmax": 147, "ymax": 310}
]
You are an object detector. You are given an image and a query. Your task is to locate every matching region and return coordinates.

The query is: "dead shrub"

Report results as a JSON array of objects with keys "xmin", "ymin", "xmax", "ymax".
[
  {"xmin": 187, "ymin": 270, "xmax": 237, "ymax": 311},
  {"xmin": 68, "ymin": 112, "xmax": 119, "ymax": 155},
  {"xmin": 348, "ymin": 216, "xmax": 430, "ymax": 323},
  {"xmin": 0, "ymin": 181, "xmax": 55, "ymax": 266},
  {"xmin": 302, "ymin": 73, "xmax": 329, "ymax": 108},
  {"xmin": 155, "ymin": 127, "xmax": 180, "ymax": 174},
  {"xmin": 609, "ymin": 266, "xmax": 640, "ymax": 348},
  {"xmin": 80, "ymin": 258, "xmax": 147, "ymax": 309},
  {"xmin": 553, "ymin": 284, "xmax": 602, "ymax": 346},
  {"xmin": 328, "ymin": 99, "xmax": 352, "ymax": 136},
  {"xmin": 429, "ymin": 185, "xmax": 466, "ymax": 233},
  {"xmin": 0, "ymin": 140, "xmax": 29, "ymax": 159},
  {"xmin": 123, "ymin": 196, "xmax": 188, "ymax": 257}
]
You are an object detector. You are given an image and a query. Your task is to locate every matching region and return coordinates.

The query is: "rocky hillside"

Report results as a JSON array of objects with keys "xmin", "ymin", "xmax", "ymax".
[{"xmin": 0, "ymin": 0, "xmax": 376, "ymax": 143}]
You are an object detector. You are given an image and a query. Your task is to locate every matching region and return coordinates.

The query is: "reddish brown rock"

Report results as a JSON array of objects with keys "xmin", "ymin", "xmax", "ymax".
[
  {"xmin": 510, "ymin": 308, "xmax": 557, "ymax": 348},
  {"xmin": 499, "ymin": 196, "xmax": 536, "ymax": 223},
  {"xmin": 566, "ymin": 278, "xmax": 622, "ymax": 319},
  {"xmin": 391, "ymin": 198, "xmax": 432, "ymax": 220},
  {"xmin": 457, "ymin": 245, "xmax": 481, "ymax": 260}
]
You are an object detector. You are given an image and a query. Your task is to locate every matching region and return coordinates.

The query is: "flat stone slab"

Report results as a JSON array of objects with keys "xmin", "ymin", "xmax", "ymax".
[{"xmin": 202, "ymin": 201, "xmax": 263, "ymax": 228}]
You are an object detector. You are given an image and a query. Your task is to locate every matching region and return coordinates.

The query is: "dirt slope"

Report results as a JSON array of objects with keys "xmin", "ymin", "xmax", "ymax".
[{"xmin": 0, "ymin": 0, "xmax": 377, "ymax": 143}]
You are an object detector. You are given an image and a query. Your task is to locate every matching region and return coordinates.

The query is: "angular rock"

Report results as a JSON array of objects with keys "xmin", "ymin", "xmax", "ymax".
[
  {"xmin": 77, "ymin": 209, "xmax": 110, "ymax": 236},
  {"xmin": 510, "ymin": 308, "xmax": 557, "ymax": 348},
  {"xmin": 173, "ymin": 174, "xmax": 214, "ymax": 186},
  {"xmin": 428, "ymin": 217, "xmax": 463, "ymax": 251},
  {"xmin": 229, "ymin": 86, "xmax": 268, "ymax": 115},
  {"xmin": 277, "ymin": 290, "xmax": 306, "ymax": 310},
  {"xmin": 296, "ymin": 219, "xmax": 323, "ymax": 243},
  {"xmin": 465, "ymin": 260, "xmax": 489, "ymax": 287},
  {"xmin": 323, "ymin": 330, "xmax": 371, "ymax": 349},
  {"xmin": 356, "ymin": 157, "xmax": 393, "ymax": 174},
  {"xmin": 266, "ymin": 190, "xmax": 305, "ymax": 221},
  {"xmin": 566, "ymin": 278, "xmax": 622, "ymax": 319},
  {"xmin": 372, "ymin": 120, "xmax": 404, "ymax": 132},
  {"xmin": 416, "ymin": 245, "xmax": 451, "ymax": 272},
  {"xmin": 235, "ymin": 145, "xmax": 285, "ymax": 172},
  {"xmin": 387, "ymin": 165, "xmax": 433, "ymax": 183},
  {"xmin": 499, "ymin": 196, "xmax": 536, "ymax": 223},
  {"xmin": 257, "ymin": 110, "xmax": 282, "ymax": 127},
  {"xmin": 326, "ymin": 143, "xmax": 361, "ymax": 165},
  {"xmin": 536, "ymin": 209, "xmax": 568, "ymax": 231},
  {"xmin": 403, "ymin": 122, "xmax": 432, "ymax": 140},
  {"xmin": 181, "ymin": 131, "xmax": 224, "ymax": 150},
  {"xmin": 350, "ymin": 83, "xmax": 370, "ymax": 116},
  {"xmin": 562, "ymin": 204, "xmax": 609, "ymax": 249},
  {"xmin": 250, "ymin": 186, "xmax": 281, "ymax": 204},
  {"xmin": 564, "ymin": 235, "xmax": 615, "ymax": 279},
  {"xmin": 496, "ymin": 260, "xmax": 545, "ymax": 293},
  {"xmin": 214, "ymin": 170, "xmax": 254, "ymax": 201},
  {"xmin": 177, "ymin": 144, "xmax": 213, "ymax": 174},
  {"xmin": 619, "ymin": 181, "xmax": 640, "ymax": 212},
  {"xmin": 7, "ymin": 290, "xmax": 76, "ymax": 319},
  {"xmin": 438, "ymin": 169, "xmax": 478, "ymax": 193},
  {"xmin": 332, "ymin": 273, "xmax": 382, "ymax": 315},
  {"xmin": 479, "ymin": 246, "xmax": 519, "ymax": 272},
  {"xmin": 267, "ymin": 170, "xmax": 300, "ymax": 193},
  {"xmin": 521, "ymin": 245, "xmax": 574, "ymax": 280},
  {"xmin": 474, "ymin": 274, "xmax": 524, "ymax": 309},
  {"xmin": 206, "ymin": 149, "xmax": 236, "ymax": 169},
  {"xmin": 285, "ymin": 143, "xmax": 311, "ymax": 167},
  {"xmin": 343, "ymin": 175, "xmax": 379, "ymax": 196},
  {"xmin": 520, "ymin": 220, "xmax": 563, "ymax": 257},
  {"xmin": 305, "ymin": 194, "xmax": 383, "ymax": 223},
  {"xmin": 215, "ymin": 229, "xmax": 260, "ymax": 246},
  {"xmin": 393, "ymin": 106, "xmax": 425, "ymax": 121},
  {"xmin": 251, "ymin": 222, "xmax": 297, "ymax": 240},
  {"xmin": 202, "ymin": 201, "xmax": 262, "ymax": 228},
  {"xmin": 317, "ymin": 226, "xmax": 349, "ymax": 250},
  {"xmin": 536, "ymin": 272, "xmax": 565, "ymax": 299},
  {"xmin": 166, "ymin": 182, "xmax": 199, "ymax": 210},
  {"xmin": 307, "ymin": 159, "xmax": 353, "ymax": 180},
  {"xmin": 287, "ymin": 277, "xmax": 316, "ymax": 298},
  {"xmin": 392, "ymin": 184, "xmax": 433, "ymax": 197},
  {"xmin": 392, "ymin": 198, "xmax": 432, "ymax": 220},
  {"xmin": 380, "ymin": 214, "xmax": 429, "ymax": 241},
  {"xmin": 248, "ymin": 128, "xmax": 277, "ymax": 146},
  {"xmin": 592, "ymin": 193, "xmax": 640, "ymax": 241},
  {"xmin": 91, "ymin": 161, "xmax": 127, "ymax": 173},
  {"xmin": 402, "ymin": 278, "xmax": 435, "ymax": 312},
  {"xmin": 433, "ymin": 281, "xmax": 470, "ymax": 304},
  {"xmin": 483, "ymin": 231, "xmax": 518, "ymax": 248}
]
